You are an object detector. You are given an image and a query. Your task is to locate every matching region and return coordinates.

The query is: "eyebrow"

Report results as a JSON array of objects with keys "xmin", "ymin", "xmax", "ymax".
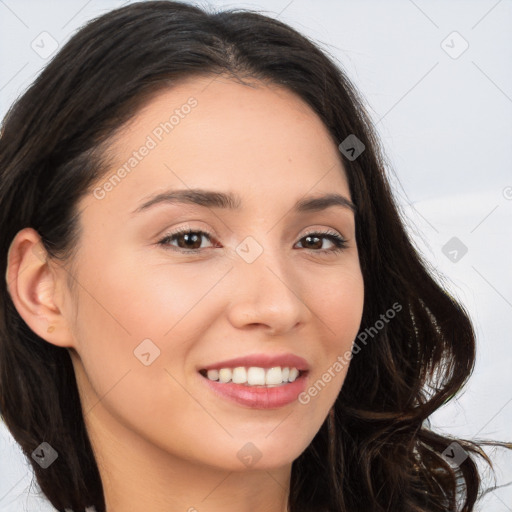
[{"xmin": 131, "ymin": 189, "xmax": 357, "ymax": 215}]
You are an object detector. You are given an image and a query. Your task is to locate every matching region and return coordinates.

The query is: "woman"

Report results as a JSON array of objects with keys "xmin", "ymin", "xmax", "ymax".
[{"xmin": 0, "ymin": 2, "xmax": 509, "ymax": 511}]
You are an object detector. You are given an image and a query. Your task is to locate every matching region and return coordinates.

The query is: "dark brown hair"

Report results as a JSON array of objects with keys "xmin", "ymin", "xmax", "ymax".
[{"xmin": 0, "ymin": 2, "xmax": 510, "ymax": 511}]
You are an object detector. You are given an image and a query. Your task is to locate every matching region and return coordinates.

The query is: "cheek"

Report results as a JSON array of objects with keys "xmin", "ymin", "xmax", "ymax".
[
  {"xmin": 73, "ymin": 248, "xmax": 226, "ymax": 347},
  {"xmin": 69, "ymin": 268, "xmax": 209, "ymax": 455},
  {"xmin": 297, "ymin": 269, "xmax": 364, "ymax": 408},
  {"xmin": 308, "ymin": 267, "xmax": 365, "ymax": 342}
]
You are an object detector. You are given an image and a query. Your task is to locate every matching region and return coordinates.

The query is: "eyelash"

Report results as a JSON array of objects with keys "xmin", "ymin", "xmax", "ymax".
[{"xmin": 157, "ymin": 227, "xmax": 348, "ymax": 255}]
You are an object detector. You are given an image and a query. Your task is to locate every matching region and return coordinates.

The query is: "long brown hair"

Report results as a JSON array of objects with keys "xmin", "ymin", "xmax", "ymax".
[{"xmin": 0, "ymin": 2, "xmax": 510, "ymax": 511}]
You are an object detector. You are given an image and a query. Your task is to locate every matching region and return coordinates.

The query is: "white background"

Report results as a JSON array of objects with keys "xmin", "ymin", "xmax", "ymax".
[{"xmin": 1, "ymin": 0, "xmax": 511, "ymax": 510}]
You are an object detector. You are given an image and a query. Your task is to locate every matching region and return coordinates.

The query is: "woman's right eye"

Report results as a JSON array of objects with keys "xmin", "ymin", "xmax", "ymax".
[{"xmin": 157, "ymin": 229, "xmax": 216, "ymax": 253}]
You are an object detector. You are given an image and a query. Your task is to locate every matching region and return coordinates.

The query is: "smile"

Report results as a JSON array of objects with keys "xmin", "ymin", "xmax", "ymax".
[{"xmin": 198, "ymin": 366, "xmax": 309, "ymax": 409}]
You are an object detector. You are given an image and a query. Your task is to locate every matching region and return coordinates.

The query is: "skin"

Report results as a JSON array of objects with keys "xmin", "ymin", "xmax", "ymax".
[{"xmin": 7, "ymin": 75, "xmax": 364, "ymax": 512}]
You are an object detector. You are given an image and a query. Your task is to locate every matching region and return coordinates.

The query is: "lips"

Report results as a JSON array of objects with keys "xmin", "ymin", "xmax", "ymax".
[
  {"xmin": 197, "ymin": 352, "xmax": 310, "ymax": 408},
  {"xmin": 199, "ymin": 368, "xmax": 309, "ymax": 409}
]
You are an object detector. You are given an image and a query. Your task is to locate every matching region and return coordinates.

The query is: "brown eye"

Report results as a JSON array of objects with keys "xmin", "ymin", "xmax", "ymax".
[
  {"xmin": 158, "ymin": 229, "xmax": 215, "ymax": 253},
  {"xmin": 296, "ymin": 231, "xmax": 348, "ymax": 254}
]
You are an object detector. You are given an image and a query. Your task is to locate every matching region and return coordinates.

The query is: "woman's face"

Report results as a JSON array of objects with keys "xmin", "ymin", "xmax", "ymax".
[{"xmin": 57, "ymin": 75, "xmax": 364, "ymax": 471}]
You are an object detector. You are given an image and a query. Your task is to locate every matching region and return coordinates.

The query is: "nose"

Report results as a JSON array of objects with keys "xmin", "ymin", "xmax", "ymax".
[{"xmin": 225, "ymin": 244, "xmax": 310, "ymax": 335}]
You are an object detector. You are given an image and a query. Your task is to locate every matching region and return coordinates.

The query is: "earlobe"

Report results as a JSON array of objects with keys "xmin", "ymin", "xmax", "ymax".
[{"xmin": 5, "ymin": 227, "xmax": 75, "ymax": 348}]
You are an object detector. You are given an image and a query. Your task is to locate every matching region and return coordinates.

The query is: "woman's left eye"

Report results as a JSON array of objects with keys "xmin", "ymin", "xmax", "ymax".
[
  {"xmin": 296, "ymin": 231, "xmax": 348, "ymax": 254},
  {"xmin": 157, "ymin": 228, "xmax": 348, "ymax": 254}
]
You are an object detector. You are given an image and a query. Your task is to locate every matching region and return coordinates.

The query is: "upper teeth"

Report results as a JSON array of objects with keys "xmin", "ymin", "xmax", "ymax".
[{"xmin": 205, "ymin": 366, "xmax": 300, "ymax": 386}]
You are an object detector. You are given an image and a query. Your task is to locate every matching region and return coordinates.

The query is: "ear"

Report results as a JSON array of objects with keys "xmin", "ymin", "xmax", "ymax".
[{"xmin": 5, "ymin": 227, "xmax": 76, "ymax": 348}]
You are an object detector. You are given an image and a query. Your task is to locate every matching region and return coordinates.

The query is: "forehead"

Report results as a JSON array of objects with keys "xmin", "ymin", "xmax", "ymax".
[{"xmin": 82, "ymin": 75, "xmax": 351, "ymax": 217}]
